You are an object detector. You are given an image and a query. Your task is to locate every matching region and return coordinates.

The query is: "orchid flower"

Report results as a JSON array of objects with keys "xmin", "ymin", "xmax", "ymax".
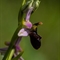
[
  {"xmin": 0, "ymin": 0, "xmax": 42, "ymax": 60},
  {"xmin": 0, "ymin": 21, "xmax": 43, "ymax": 60},
  {"xmin": 18, "ymin": 22, "xmax": 43, "ymax": 49}
]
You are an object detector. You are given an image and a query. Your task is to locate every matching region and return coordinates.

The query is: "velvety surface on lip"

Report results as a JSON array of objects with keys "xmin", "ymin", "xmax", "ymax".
[{"xmin": 29, "ymin": 32, "xmax": 42, "ymax": 49}]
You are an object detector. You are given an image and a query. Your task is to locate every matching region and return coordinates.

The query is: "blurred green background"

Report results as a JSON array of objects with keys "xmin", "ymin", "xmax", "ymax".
[{"xmin": 0, "ymin": 0, "xmax": 60, "ymax": 60}]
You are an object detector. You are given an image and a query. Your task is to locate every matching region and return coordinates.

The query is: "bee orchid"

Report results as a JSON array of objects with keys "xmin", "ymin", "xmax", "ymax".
[
  {"xmin": 18, "ymin": 21, "xmax": 43, "ymax": 49},
  {"xmin": 1, "ymin": 0, "xmax": 42, "ymax": 60}
]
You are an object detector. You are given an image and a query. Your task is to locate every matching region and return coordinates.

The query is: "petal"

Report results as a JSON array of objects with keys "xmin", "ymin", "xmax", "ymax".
[
  {"xmin": 25, "ymin": 7, "xmax": 33, "ymax": 21},
  {"xmin": 25, "ymin": 21, "xmax": 32, "ymax": 28},
  {"xmin": 18, "ymin": 28, "xmax": 29, "ymax": 36},
  {"xmin": 23, "ymin": 20, "xmax": 32, "ymax": 29}
]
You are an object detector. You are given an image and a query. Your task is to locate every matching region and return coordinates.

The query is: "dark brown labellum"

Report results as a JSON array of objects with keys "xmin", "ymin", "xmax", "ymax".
[{"xmin": 29, "ymin": 32, "xmax": 42, "ymax": 49}]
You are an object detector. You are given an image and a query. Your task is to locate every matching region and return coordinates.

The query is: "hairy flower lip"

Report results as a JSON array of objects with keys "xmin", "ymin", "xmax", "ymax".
[{"xmin": 29, "ymin": 32, "xmax": 41, "ymax": 49}]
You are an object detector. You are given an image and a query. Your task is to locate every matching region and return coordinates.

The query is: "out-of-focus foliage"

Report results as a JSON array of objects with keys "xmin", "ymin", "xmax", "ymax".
[{"xmin": 0, "ymin": 0, "xmax": 60, "ymax": 60}]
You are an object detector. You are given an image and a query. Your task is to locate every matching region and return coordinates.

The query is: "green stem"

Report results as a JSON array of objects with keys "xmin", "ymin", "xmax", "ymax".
[
  {"xmin": 2, "ymin": 26, "xmax": 22, "ymax": 60},
  {"xmin": 2, "ymin": 0, "xmax": 26, "ymax": 60}
]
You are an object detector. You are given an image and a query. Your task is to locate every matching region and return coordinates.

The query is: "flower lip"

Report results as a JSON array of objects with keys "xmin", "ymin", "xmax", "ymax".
[
  {"xmin": 28, "ymin": 21, "xmax": 42, "ymax": 49},
  {"xmin": 29, "ymin": 32, "xmax": 42, "ymax": 49}
]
